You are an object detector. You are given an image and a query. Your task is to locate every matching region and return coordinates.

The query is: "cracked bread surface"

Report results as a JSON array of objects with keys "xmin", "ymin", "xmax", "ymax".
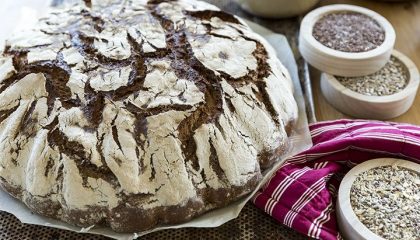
[{"xmin": 0, "ymin": 0, "xmax": 298, "ymax": 232}]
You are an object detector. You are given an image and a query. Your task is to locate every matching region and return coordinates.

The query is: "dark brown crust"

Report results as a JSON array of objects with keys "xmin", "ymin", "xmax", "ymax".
[
  {"xmin": 258, "ymin": 120, "xmax": 295, "ymax": 170},
  {"xmin": 0, "ymin": 173, "xmax": 261, "ymax": 232},
  {"xmin": 0, "ymin": 0, "xmax": 297, "ymax": 233}
]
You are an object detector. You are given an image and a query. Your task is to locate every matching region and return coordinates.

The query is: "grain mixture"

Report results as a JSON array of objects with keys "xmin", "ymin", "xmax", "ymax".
[
  {"xmin": 351, "ymin": 165, "xmax": 420, "ymax": 240},
  {"xmin": 312, "ymin": 11, "xmax": 385, "ymax": 53},
  {"xmin": 336, "ymin": 56, "xmax": 408, "ymax": 96}
]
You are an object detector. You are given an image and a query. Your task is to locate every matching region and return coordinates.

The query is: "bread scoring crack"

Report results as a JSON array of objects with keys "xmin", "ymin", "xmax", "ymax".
[{"xmin": 0, "ymin": 0, "xmax": 297, "ymax": 232}]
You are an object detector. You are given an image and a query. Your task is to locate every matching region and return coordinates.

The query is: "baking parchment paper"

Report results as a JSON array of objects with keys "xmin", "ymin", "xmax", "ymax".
[{"xmin": 0, "ymin": 3, "xmax": 312, "ymax": 239}]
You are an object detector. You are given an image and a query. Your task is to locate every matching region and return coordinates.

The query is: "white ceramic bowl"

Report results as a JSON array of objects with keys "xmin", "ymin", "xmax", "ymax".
[
  {"xmin": 320, "ymin": 50, "xmax": 419, "ymax": 120},
  {"xmin": 337, "ymin": 158, "xmax": 420, "ymax": 240},
  {"xmin": 234, "ymin": 0, "xmax": 320, "ymax": 18},
  {"xmin": 299, "ymin": 4, "xmax": 396, "ymax": 77}
]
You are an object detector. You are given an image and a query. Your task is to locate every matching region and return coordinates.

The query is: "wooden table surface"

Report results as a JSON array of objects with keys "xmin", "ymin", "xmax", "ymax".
[{"xmin": 313, "ymin": 0, "xmax": 420, "ymax": 124}]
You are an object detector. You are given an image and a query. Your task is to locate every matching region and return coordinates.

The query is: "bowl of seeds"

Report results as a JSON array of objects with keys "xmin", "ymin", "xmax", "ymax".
[
  {"xmin": 337, "ymin": 158, "xmax": 420, "ymax": 240},
  {"xmin": 320, "ymin": 50, "xmax": 419, "ymax": 119},
  {"xmin": 299, "ymin": 4, "xmax": 396, "ymax": 77}
]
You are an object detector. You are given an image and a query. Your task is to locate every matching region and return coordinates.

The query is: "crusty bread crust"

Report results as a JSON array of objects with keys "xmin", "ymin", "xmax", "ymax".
[{"xmin": 0, "ymin": 0, "xmax": 297, "ymax": 232}]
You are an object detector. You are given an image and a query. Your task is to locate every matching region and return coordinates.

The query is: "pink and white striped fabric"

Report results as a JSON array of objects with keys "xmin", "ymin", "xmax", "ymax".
[{"xmin": 253, "ymin": 119, "xmax": 420, "ymax": 240}]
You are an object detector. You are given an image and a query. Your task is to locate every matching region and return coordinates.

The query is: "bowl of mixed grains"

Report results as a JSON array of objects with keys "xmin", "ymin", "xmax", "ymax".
[
  {"xmin": 320, "ymin": 50, "xmax": 419, "ymax": 119},
  {"xmin": 337, "ymin": 158, "xmax": 420, "ymax": 240},
  {"xmin": 299, "ymin": 4, "xmax": 396, "ymax": 77}
]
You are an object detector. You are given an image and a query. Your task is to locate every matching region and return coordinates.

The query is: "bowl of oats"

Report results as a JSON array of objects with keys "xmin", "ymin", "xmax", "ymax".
[
  {"xmin": 299, "ymin": 4, "xmax": 395, "ymax": 77},
  {"xmin": 320, "ymin": 50, "xmax": 419, "ymax": 119},
  {"xmin": 337, "ymin": 158, "xmax": 420, "ymax": 240}
]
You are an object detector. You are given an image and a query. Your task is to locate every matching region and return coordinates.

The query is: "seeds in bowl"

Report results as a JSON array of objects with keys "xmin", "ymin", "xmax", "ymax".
[
  {"xmin": 336, "ymin": 56, "xmax": 408, "ymax": 96},
  {"xmin": 350, "ymin": 165, "xmax": 420, "ymax": 240},
  {"xmin": 312, "ymin": 11, "xmax": 385, "ymax": 52}
]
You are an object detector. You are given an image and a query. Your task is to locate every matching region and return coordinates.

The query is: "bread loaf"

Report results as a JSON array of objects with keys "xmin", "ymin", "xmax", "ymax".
[{"xmin": 0, "ymin": 0, "xmax": 298, "ymax": 232}]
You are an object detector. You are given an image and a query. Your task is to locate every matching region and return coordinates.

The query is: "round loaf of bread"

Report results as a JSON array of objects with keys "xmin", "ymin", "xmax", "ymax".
[{"xmin": 0, "ymin": 0, "xmax": 298, "ymax": 232}]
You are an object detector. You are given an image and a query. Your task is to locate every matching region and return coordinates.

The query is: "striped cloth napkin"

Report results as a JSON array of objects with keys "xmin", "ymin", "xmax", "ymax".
[{"xmin": 253, "ymin": 119, "xmax": 420, "ymax": 240}]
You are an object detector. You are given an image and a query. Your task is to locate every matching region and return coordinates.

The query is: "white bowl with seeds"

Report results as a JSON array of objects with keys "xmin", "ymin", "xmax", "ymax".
[
  {"xmin": 299, "ymin": 4, "xmax": 396, "ymax": 77},
  {"xmin": 337, "ymin": 158, "xmax": 420, "ymax": 240},
  {"xmin": 320, "ymin": 50, "xmax": 419, "ymax": 119}
]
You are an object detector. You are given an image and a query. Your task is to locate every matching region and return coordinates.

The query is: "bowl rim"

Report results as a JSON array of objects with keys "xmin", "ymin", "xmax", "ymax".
[
  {"xmin": 321, "ymin": 50, "xmax": 420, "ymax": 104},
  {"xmin": 337, "ymin": 158, "xmax": 420, "ymax": 240},
  {"xmin": 300, "ymin": 4, "xmax": 396, "ymax": 60}
]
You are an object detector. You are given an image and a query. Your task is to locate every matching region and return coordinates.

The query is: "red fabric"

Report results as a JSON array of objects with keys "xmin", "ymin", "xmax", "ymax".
[{"xmin": 253, "ymin": 119, "xmax": 420, "ymax": 240}]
